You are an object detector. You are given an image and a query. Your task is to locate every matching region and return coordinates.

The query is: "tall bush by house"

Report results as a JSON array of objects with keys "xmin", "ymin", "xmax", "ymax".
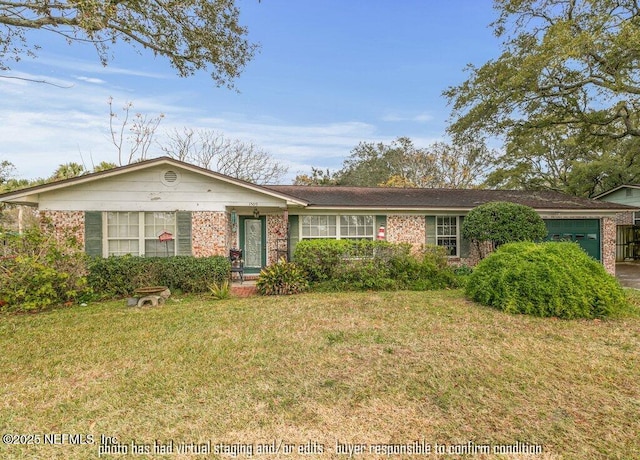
[
  {"xmin": 462, "ymin": 201, "xmax": 548, "ymax": 259},
  {"xmin": 0, "ymin": 228, "xmax": 91, "ymax": 313},
  {"xmin": 465, "ymin": 241, "xmax": 626, "ymax": 319}
]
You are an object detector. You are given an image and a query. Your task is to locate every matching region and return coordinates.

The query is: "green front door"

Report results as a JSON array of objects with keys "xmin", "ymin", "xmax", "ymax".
[
  {"xmin": 240, "ymin": 216, "xmax": 266, "ymax": 274},
  {"xmin": 544, "ymin": 219, "xmax": 600, "ymax": 261}
]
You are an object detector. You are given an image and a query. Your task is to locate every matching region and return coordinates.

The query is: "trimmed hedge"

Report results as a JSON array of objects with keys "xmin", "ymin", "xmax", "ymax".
[
  {"xmin": 87, "ymin": 255, "xmax": 230, "ymax": 297},
  {"xmin": 465, "ymin": 241, "xmax": 626, "ymax": 319}
]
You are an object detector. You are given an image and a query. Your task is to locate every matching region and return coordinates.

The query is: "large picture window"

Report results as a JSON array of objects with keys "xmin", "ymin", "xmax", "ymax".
[
  {"xmin": 107, "ymin": 211, "xmax": 177, "ymax": 257},
  {"xmin": 301, "ymin": 215, "xmax": 375, "ymax": 240},
  {"xmin": 436, "ymin": 216, "xmax": 458, "ymax": 257}
]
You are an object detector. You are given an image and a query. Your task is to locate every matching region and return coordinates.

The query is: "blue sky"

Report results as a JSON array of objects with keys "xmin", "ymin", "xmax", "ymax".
[{"xmin": 0, "ymin": 0, "xmax": 499, "ymax": 183}]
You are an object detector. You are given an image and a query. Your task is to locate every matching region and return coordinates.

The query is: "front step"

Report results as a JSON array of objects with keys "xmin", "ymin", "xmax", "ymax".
[{"xmin": 230, "ymin": 282, "xmax": 258, "ymax": 297}]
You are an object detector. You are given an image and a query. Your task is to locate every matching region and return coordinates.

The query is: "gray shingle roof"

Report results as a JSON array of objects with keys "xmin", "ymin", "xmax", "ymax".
[{"xmin": 266, "ymin": 186, "xmax": 635, "ymax": 210}]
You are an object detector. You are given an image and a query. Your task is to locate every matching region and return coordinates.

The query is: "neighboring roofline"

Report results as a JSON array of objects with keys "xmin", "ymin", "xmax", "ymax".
[
  {"xmin": 0, "ymin": 156, "xmax": 309, "ymax": 207},
  {"xmin": 593, "ymin": 184, "xmax": 640, "ymax": 200}
]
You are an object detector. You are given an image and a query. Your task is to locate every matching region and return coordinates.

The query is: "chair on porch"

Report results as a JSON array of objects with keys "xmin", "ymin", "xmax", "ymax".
[{"xmin": 229, "ymin": 248, "xmax": 244, "ymax": 284}]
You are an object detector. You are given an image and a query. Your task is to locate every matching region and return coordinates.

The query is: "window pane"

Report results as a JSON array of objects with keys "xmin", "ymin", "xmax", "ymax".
[
  {"xmin": 108, "ymin": 239, "xmax": 139, "ymax": 256},
  {"xmin": 145, "ymin": 239, "xmax": 175, "ymax": 258},
  {"xmin": 301, "ymin": 215, "xmax": 337, "ymax": 239},
  {"xmin": 145, "ymin": 212, "xmax": 176, "ymax": 238},
  {"xmin": 436, "ymin": 216, "xmax": 458, "ymax": 256},
  {"xmin": 107, "ymin": 212, "xmax": 138, "ymax": 238}
]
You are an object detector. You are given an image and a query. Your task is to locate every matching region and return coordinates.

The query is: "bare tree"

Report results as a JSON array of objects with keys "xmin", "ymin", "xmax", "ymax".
[
  {"xmin": 161, "ymin": 128, "xmax": 288, "ymax": 184},
  {"xmin": 108, "ymin": 97, "xmax": 164, "ymax": 166}
]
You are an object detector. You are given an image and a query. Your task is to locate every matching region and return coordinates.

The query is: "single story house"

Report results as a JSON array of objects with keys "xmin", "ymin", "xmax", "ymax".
[
  {"xmin": 0, "ymin": 157, "xmax": 634, "ymax": 275},
  {"xmin": 594, "ymin": 184, "xmax": 640, "ymax": 261}
]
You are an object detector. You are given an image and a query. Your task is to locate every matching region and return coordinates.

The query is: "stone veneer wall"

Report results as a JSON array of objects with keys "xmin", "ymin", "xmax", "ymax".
[
  {"xmin": 385, "ymin": 215, "xmax": 426, "ymax": 252},
  {"xmin": 601, "ymin": 217, "xmax": 616, "ymax": 275},
  {"xmin": 615, "ymin": 211, "xmax": 634, "ymax": 225},
  {"xmin": 191, "ymin": 211, "xmax": 230, "ymax": 257},
  {"xmin": 266, "ymin": 214, "xmax": 288, "ymax": 265},
  {"xmin": 39, "ymin": 210, "xmax": 85, "ymax": 248}
]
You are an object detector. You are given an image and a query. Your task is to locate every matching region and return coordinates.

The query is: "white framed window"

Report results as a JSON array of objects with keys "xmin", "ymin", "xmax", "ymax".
[
  {"xmin": 106, "ymin": 211, "xmax": 177, "ymax": 257},
  {"xmin": 144, "ymin": 212, "xmax": 176, "ymax": 257},
  {"xmin": 301, "ymin": 215, "xmax": 337, "ymax": 238},
  {"xmin": 634, "ymin": 212, "xmax": 640, "ymax": 226},
  {"xmin": 436, "ymin": 216, "xmax": 459, "ymax": 257},
  {"xmin": 107, "ymin": 211, "xmax": 140, "ymax": 256},
  {"xmin": 300, "ymin": 215, "xmax": 375, "ymax": 240},
  {"xmin": 339, "ymin": 215, "xmax": 374, "ymax": 239}
]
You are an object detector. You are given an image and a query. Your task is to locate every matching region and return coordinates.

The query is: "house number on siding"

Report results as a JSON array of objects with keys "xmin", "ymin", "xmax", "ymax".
[{"xmin": 249, "ymin": 202, "xmax": 258, "ymax": 207}]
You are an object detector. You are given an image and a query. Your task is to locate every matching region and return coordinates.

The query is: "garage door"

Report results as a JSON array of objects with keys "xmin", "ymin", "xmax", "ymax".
[{"xmin": 544, "ymin": 219, "xmax": 600, "ymax": 261}]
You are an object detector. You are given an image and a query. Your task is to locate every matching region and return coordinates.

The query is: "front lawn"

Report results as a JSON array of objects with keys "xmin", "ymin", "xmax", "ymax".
[{"xmin": 1, "ymin": 290, "xmax": 638, "ymax": 459}]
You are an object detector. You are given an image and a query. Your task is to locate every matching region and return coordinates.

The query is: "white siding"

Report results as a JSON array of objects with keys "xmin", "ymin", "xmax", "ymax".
[{"xmin": 38, "ymin": 165, "xmax": 288, "ymax": 211}]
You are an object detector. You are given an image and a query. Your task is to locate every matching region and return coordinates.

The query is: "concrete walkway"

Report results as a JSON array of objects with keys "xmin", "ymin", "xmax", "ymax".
[{"xmin": 615, "ymin": 262, "xmax": 640, "ymax": 289}]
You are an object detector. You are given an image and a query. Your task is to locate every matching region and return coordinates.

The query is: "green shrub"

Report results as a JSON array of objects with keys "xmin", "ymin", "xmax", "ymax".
[
  {"xmin": 388, "ymin": 245, "xmax": 458, "ymax": 290},
  {"xmin": 462, "ymin": 201, "xmax": 548, "ymax": 259},
  {"xmin": 294, "ymin": 240, "xmax": 459, "ymax": 292},
  {"xmin": 294, "ymin": 239, "xmax": 411, "ymax": 282},
  {"xmin": 0, "ymin": 228, "xmax": 91, "ymax": 313},
  {"xmin": 87, "ymin": 255, "xmax": 230, "ymax": 297},
  {"xmin": 256, "ymin": 259, "xmax": 309, "ymax": 295},
  {"xmin": 324, "ymin": 258, "xmax": 399, "ymax": 291},
  {"xmin": 466, "ymin": 241, "xmax": 626, "ymax": 319}
]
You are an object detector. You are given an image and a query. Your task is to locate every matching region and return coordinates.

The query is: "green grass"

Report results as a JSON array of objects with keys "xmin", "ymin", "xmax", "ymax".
[{"xmin": 1, "ymin": 290, "xmax": 639, "ymax": 459}]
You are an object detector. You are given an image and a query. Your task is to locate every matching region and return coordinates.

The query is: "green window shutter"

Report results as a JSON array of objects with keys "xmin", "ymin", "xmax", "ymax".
[
  {"xmin": 176, "ymin": 211, "xmax": 192, "ymax": 256},
  {"xmin": 425, "ymin": 215, "xmax": 436, "ymax": 246},
  {"xmin": 459, "ymin": 216, "xmax": 470, "ymax": 258},
  {"xmin": 85, "ymin": 211, "xmax": 103, "ymax": 257},
  {"xmin": 288, "ymin": 214, "xmax": 299, "ymax": 260},
  {"xmin": 375, "ymin": 215, "xmax": 387, "ymax": 233}
]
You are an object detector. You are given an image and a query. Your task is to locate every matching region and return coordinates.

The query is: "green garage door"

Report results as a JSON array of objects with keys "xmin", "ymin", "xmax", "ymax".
[{"xmin": 544, "ymin": 219, "xmax": 600, "ymax": 261}]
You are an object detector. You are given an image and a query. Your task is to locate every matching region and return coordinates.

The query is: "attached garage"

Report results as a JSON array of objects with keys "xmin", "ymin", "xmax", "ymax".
[{"xmin": 544, "ymin": 219, "xmax": 601, "ymax": 261}]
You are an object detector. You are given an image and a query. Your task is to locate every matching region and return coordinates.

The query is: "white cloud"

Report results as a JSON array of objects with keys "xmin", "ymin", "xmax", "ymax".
[
  {"xmin": 76, "ymin": 76, "xmax": 106, "ymax": 84},
  {"xmin": 35, "ymin": 54, "xmax": 170, "ymax": 80},
  {"xmin": 381, "ymin": 112, "xmax": 434, "ymax": 123}
]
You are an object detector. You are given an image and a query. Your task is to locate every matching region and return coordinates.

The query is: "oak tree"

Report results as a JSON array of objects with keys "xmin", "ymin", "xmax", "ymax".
[
  {"xmin": 0, "ymin": 0, "xmax": 257, "ymax": 87},
  {"xmin": 446, "ymin": 0, "xmax": 640, "ymax": 196}
]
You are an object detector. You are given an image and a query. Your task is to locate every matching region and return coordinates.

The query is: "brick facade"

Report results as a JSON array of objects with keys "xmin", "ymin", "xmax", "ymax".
[
  {"xmin": 191, "ymin": 211, "xmax": 230, "ymax": 257},
  {"xmin": 35, "ymin": 210, "xmax": 619, "ymax": 276},
  {"xmin": 601, "ymin": 217, "xmax": 616, "ymax": 275},
  {"xmin": 266, "ymin": 214, "xmax": 288, "ymax": 265},
  {"xmin": 386, "ymin": 215, "xmax": 426, "ymax": 252},
  {"xmin": 615, "ymin": 211, "xmax": 634, "ymax": 225},
  {"xmin": 39, "ymin": 210, "xmax": 85, "ymax": 249}
]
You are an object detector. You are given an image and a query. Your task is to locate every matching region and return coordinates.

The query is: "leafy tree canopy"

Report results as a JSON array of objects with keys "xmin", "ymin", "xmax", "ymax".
[
  {"xmin": 446, "ymin": 0, "xmax": 640, "ymax": 141},
  {"xmin": 446, "ymin": 0, "xmax": 640, "ymax": 197},
  {"xmin": 0, "ymin": 0, "xmax": 257, "ymax": 87},
  {"xmin": 325, "ymin": 137, "xmax": 491, "ymax": 188}
]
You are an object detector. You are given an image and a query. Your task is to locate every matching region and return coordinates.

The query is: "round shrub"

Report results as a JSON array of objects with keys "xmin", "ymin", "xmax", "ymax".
[
  {"xmin": 462, "ymin": 201, "xmax": 548, "ymax": 258},
  {"xmin": 465, "ymin": 241, "xmax": 626, "ymax": 319}
]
